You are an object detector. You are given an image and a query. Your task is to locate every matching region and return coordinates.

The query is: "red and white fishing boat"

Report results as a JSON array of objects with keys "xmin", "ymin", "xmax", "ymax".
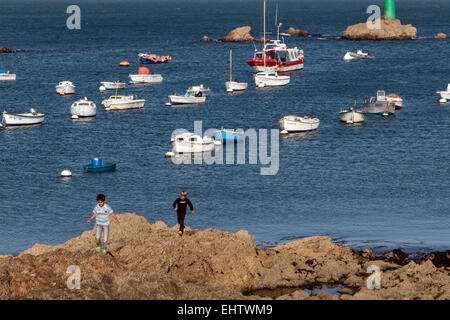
[{"xmin": 248, "ymin": 39, "xmax": 303, "ymax": 73}]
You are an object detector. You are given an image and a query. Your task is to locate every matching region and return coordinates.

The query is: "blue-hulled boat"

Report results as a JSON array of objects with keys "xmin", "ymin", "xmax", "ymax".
[
  {"xmin": 83, "ymin": 158, "xmax": 116, "ymax": 173},
  {"xmin": 215, "ymin": 128, "xmax": 243, "ymax": 144}
]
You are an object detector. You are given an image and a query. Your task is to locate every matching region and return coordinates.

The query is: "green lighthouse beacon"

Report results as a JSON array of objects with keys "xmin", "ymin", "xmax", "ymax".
[{"xmin": 384, "ymin": 0, "xmax": 396, "ymax": 19}]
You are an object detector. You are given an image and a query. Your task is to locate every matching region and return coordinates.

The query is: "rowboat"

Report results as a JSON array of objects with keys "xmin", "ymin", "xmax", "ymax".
[
  {"xmin": 83, "ymin": 159, "xmax": 116, "ymax": 173},
  {"xmin": 279, "ymin": 115, "xmax": 319, "ymax": 133},
  {"xmin": 0, "ymin": 70, "xmax": 16, "ymax": 81},
  {"xmin": 339, "ymin": 106, "xmax": 365, "ymax": 124},
  {"xmin": 171, "ymin": 132, "xmax": 215, "ymax": 153},
  {"xmin": 1, "ymin": 108, "xmax": 45, "ymax": 128}
]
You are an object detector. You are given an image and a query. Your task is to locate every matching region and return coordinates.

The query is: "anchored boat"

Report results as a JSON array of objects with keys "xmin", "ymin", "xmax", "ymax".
[
  {"xmin": 363, "ymin": 91, "xmax": 396, "ymax": 116},
  {"xmin": 214, "ymin": 128, "xmax": 243, "ymax": 144},
  {"xmin": 138, "ymin": 53, "xmax": 172, "ymax": 64},
  {"xmin": 1, "ymin": 108, "xmax": 45, "ymax": 128},
  {"xmin": 83, "ymin": 158, "xmax": 116, "ymax": 173},
  {"xmin": 436, "ymin": 83, "xmax": 450, "ymax": 103},
  {"xmin": 71, "ymin": 97, "xmax": 96, "ymax": 119},
  {"xmin": 102, "ymin": 95, "xmax": 145, "ymax": 111},
  {"xmin": 129, "ymin": 67, "xmax": 163, "ymax": 84},
  {"xmin": 279, "ymin": 115, "xmax": 320, "ymax": 133},
  {"xmin": 255, "ymin": 70, "xmax": 290, "ymax": 87},
  {"xmin": 225, "ymin": 50, "xmax": 248, "ymax": 93},
  {"xmin": 56, "ymin": 81, "xmax": 75, "ymax": 95},
  {"xmin": 171, "ymin": 132, "xmax": 215, "ymax": 153},
  {"xmin": 339, "ymin": 106, "xmax": 365, "ymax": 124},
  {"xmin": 99, "ymin": 81, "xmax": 125, "ymax": 91},
  {"xmin": 0, "ymin": 70, "xmax": 16, "ymax": 81},
  {"xmin": 343, "ymin": 50, "xmax": 374, "ymax": 61}
]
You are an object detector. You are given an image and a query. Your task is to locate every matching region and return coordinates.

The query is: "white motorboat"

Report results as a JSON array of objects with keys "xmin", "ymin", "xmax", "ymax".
[
  {"xmin": 1, "ymin": 108, "xmax": 44, "ymax": 128},
  {"xmin": 102, "ymin": 95, "xmax": 145, "ymax": 111},
  {"xmin": 129, "ymin": 67, "xmax": 163, "ymax": 84},
  {"xmin": 100, "ymin": 81, "xmax": 125, "ymax": 90},
  {"xmin": 385, "ymin": 93, "xmax": 403, "ymax": 109},
  {"xmin": 0, "ymin": 70, "xmax": 16, "ymax": 81},
  {"xmin": 166, "ymin": 92, "xmax": 206, "ymax": 106},
  {"xmin": 225, "ymin": 49, "xmax": 248, "ymax": 93},
  {"xmin": 339, "ymin": 106, "xmax": 365, "ymax": 124},
  {"xmin": 171, "ymin": 132, "xmax": 215, "ymax": 153},
  {"xmin": 363, "ymin": 91, "xmax": 396, "ymax": 116},
  {"xmin": 255, "ymin": 71, "xmax": 290, "ymax": 87},
  {"xmin": 343, "ymin": 50, "xmax": 374, "ymax": 61},
  {"xmin": 279, "ymin": 115, "xmax": 320, "ymax": 133},
  {"xmin": 70, "ymin": 97, "xmax": 97, "ymax": 119},
  {"xmin": 436, "ymin": 83, "xmax": 450, "ymax": 103},
  {"xmin": 56, "ymin": 81, "xmax": 75, "ymax": 95},
  {"xmin": 187, "ymin": 84, "xmax": 211, "ymax": 97}
]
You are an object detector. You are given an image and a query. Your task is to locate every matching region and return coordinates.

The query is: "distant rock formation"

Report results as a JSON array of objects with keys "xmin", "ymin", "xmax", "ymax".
[
  {"xmin": 201, "ymin": 35, "xmax": 213, "ymax": 42},
  {"xmin": 434, "ymin": 33, "xmax": 447, "ymax": 39},
  {"xmin": 342, "ymin": 17, "xmax": 417, "ymax": 40},
  {"xmin": 285, "ymin": 27, "xmax": 309, "ymax": 37},
  {"xmin": 0, "ymin": 46, "xmax": 21, "ymax": 53},
  {"xmin": 0, "ymin": 213, "xmax": 448, "ymax": 300},
  {"xmin": 220, "ymin": 26, "xmax": 255, "ymax": 42}
]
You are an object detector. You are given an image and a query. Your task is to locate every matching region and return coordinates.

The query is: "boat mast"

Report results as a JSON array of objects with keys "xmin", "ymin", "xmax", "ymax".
[
  {"xmin": 263, "ymin": 0, "xmax": 266, "ymax": 69},
  {"xmin": 229, "ymin": 49, "xmax": 232, "ymax": 82}
]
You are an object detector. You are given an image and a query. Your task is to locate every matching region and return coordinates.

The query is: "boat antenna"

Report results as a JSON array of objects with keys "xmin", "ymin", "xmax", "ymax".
[{"xmin": 263, "ymin": 0, "xmax": 266, "ymax": 69}]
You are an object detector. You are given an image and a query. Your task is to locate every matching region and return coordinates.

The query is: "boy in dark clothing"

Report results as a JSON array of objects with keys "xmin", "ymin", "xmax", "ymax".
[{"xmin": 172, "ymin": 190, "xmax": 194, "ymax": 236}]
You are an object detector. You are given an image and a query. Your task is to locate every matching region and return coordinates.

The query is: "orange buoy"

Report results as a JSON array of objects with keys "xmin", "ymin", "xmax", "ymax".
[{"xmin": 120, "ymin": 60, "xmax": 130, "ymax": 67}]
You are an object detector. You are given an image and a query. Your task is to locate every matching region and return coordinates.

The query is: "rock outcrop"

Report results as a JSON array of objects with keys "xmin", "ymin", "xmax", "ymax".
[
  {"xmin": 0, "ymin": 213, "xmax": 448, "ymax": 300},
  {"xmin": 342, "ymin": 18, "xmax": 417, "ymax": 40},
  {"xmin": 201, "ymin": 35, "xmax": 213, "ymax": 42},
  {"xmin": 434, "ymin": 33, "xmax": 447, "ymax": 39},
  {"xmin": 0, "ymin": 46, "xmax": 21, "ymax": 53},
  {"xmin": 220, "ymin": 26, "xmax": 255, "ymax": 42},
  {"xmin": 285, "ymin": 27, "xmax": 309, "ymax": 37}
]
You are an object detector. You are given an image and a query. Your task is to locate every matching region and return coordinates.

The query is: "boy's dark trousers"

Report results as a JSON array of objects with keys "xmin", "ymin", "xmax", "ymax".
[{"xmin": 177, "ymin": 212, "xmax": 186, "ymax": 233}]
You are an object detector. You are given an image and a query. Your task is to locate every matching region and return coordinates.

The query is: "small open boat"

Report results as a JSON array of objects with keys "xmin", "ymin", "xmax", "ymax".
[
  {"xmin": 102, "ymin": 95, "xmax": 145, "ymax": 111},
  {"xmin": 100, "ymin": 81, "xmax": 125, "ymax": 90},
  {"xmin": 129, "ymin": 67, "xmax": 163, "ymax": 84},
  {"xmin": 339, "ymin": 106, "xmax": 365, "ymax": 124},
  {"xmin": 166, "ymin": 91, "xmax": 206, "ymax": 106},
  {"xmin": 171, "ymin": 132, "xmax": 215, "ymax": 153},
  {"xmin": 83, "ymin": 158, "xmax": 116, "ymax": 173},
  {"xmin": 343, "ymin": 50, "xmax": 374, "ymax": 61},
  {"xmin": 1, "ymin": 108, "xmax": 45, "ymax": 128},
  {"xmin": 436, "ymin": 83, "xmax": 450, "ymax": 103},
  {"xmin": 0, "ymin": 70, "xmax": 16, "ymax": 81},
  {"xmin": 215, "ymin": 128, "xmax": 243, "ymax": 143},
  {"xmin": 279, "ymin": 115, "xmax": 319, "ymax": 133},
  {"xmin": 138, "ymin": 53, "xmax": 172, "ymax": 64}
]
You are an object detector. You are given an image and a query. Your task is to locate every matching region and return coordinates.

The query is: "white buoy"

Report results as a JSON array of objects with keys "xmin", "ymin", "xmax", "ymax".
[
  {"xmin": 280, "ymin": 129, "xmax": 289, "ymax": 135},
  {"xmin": 99, "ymin": 86, "xmax": 106, "ymax": 92},
  {"xmin": 165, "ymin": 150, "xmax": 175, "ymax": 158},
  {"xmin": 71, "ymin": 115, "xmax": 79, "ymax": 119},
  {"xmin": 61, "ymin": 169, "xmax": 72, "ymax": 177},
  {"xmin": 439, "ymin": 97, "xmax": 447, "ymax": 104},
  {"xmin": 382, "ymin": 112, "xmax": 389, "ymax": 117},
  {"xmin": 165, "ymin": 102, "xmax": 172, "ymax": 106}
]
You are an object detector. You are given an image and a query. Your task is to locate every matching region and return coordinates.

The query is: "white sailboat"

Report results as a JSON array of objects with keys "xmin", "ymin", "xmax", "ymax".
[
  {"xmin": 254, "ymin": 0, "xmax": 290, "ymax": 88},
  {"xmin": 225, "ymin": 50, "xmax": 248, "ymax": 93}
]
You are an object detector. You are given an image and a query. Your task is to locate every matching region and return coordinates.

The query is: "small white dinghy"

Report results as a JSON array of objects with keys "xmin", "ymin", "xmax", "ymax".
[
  {"xmin": 0, "ymin": 70, "xmax": 16, "ymax": 81},
  {"xmin": 102, "ymin": 95, "xmax": 145, "ymax": 111},
  {"xmin": 255, "ymin": 70, "xmax": 290, "ymax": 88},
  {"xmin": 225, "ymin": 49, "xmax": 247, "ymax": 93},
  {"xmin": 343, "ymin": 50, "xmax": 374, "ymax": 61},
  {"xmin": 436, "ymin": 83, "xmax": 450, "ymax": 103},
  {"xmin": 1, "ymin": 108, "xmax": 45, "ymax": 128},
  {"xmin": 129, "ymin": 67, "xmax": 163, "ymax": 84},
  {"xmin": 166, "ymin": 91, "xmax": 206, "ymax": 106},
  {"xmin": 56, "ymin": 81, "xmax": 75, "ymax": 95},
  {"xmin": 339, "ymin": 106, "xmax": 365, "ymax": 124},
  {"xmin": 171, "ymin": 132, "xmax": 215, "ymax": 153},
  {"xmin": 71, "ymin": 97, "xmax": 97, "ymax": 119},
  {"xmin": 99, "ymin": 81, "xmax": 125, "ymax": 91},
  {"xmin": 279, "ymin": 115, "xmax": 319, "ymax": 133}
]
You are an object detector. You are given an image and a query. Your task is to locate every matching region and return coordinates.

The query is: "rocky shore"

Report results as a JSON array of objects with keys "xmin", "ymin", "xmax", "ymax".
[
  {"xmin": 0, "ymin": 46, "xmax": 22, "ymax": 53},
  {"xmin": 342, "ymin": 17, "xmax": 417, "ymax": 40},
  {"xmin": 0, "ymin": 213, "xmax": 448, "ymax": 300}
]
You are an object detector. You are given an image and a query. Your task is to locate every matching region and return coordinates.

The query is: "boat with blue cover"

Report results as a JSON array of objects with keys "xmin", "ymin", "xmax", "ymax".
[
  {"xmin": 83, "ymin": 158, "xmax": 116, "ymax": 173},
  {"xmin": 215, "ymin": 128, "xmax": 243, "ymax": 143}
]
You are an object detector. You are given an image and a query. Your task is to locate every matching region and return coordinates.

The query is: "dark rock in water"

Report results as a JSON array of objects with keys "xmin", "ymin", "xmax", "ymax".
[
  {"xmin": 310, "ymin": 33, "xmax": 323, "ymax": 37},
  {"xmin": 380, "ymin": 249, "xmax": 409, "ymax": 265},
  {"xmin": 220, "ymin": 26, "xmax": 255, "ymax": 42},
  {"xmin": 341, "ymin": 17, "xmax": 417, "ymax": 41},
  {"xmin": 423, "ymin": 251, "xmax": 450, "ymax": 268},
  {"xmin": 0, "ymin": 46, "xmax": 22, "ymax": 53},
  {"xmin": 434, "ymin": 33, "xmax": 447, "ymax": 39},
  {"xmin": 201, "ymin": 35, "xmax": 213, "ymax": 42},
  {"xmin": 285, "ymin": 27, "xmax": 309, "ymax": 37}
]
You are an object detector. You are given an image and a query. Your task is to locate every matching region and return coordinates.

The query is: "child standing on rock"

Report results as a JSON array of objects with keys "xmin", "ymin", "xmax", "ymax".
[
  {"xmin": 87, "ymin": 194, "xmax": 120, "ymax": 254},
  {"xmin": 172, "ymin": 190, "xmax": 194, "ymax": 236}
]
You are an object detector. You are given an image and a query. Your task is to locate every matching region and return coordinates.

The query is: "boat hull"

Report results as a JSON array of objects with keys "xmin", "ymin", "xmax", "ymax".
[
  {"xmin": 0, "ymin": 74, "xmax": 16, "ymax": 81},
  {"xmin": 2, "ymin": 112, "xmax": 45, "ymax": 127},
  {"xmin": 339, "ymin": 111, "xmax": 365, "ymax": 123},
  {"xmin": 100, "ymin": 82, "xmax": 125, "ymax": 90},
  {"xmin": 139, "ymin": 57, "xmax": 169, "ymax": 64},
  {"xmin": 83, "ymin": 162, "xmax": 116, "ymax": 173},
  {"xmin": 172, "ymin": 141, "xmax": 215, "ymax": 153},
  {"xmin": 225, "ymin": 81, "xmax": 248, "ymax": 92},
  {"xmin": 103, "ymin": 99, "xmax": 145, "ymax": 111},
  {"xmin": 248, "ymin": 59, "xmax": 303, "ymax": 73},
  {"xmin": 129, "ymin": 74, "xmax": 163, "ymax": 84},
  {"xmin": 167, "ymin": 95, "xmax": 206, "ymax": 106},
  {"xmin": 71, "ymin": 105, "xmax": 97, "ymax": 118},
  {"xmin": 362, "ymin": 101, "xmax": 395, "ymax": 115},
  {"xmin": 255, "ymin": 74, "xmax": 290, "ymax": 87},
  {"xmin": 56, "ymin": 85, "xmax": 75, "ymax": 95},
  {"xmin": 279, "ymin": 116, "xmax": 319, "ymax": 132}
]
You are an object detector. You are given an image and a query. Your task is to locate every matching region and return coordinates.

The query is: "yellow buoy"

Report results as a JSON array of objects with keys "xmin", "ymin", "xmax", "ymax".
[{"xmin": 120, "ymin": 60, "xmax": 130, "ymax": 67}]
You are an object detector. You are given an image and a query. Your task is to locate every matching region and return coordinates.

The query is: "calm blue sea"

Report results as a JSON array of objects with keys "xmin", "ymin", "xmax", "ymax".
[{"xmin": 0, "ymin": 0, "xmax": 449, "ymax": 255}]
